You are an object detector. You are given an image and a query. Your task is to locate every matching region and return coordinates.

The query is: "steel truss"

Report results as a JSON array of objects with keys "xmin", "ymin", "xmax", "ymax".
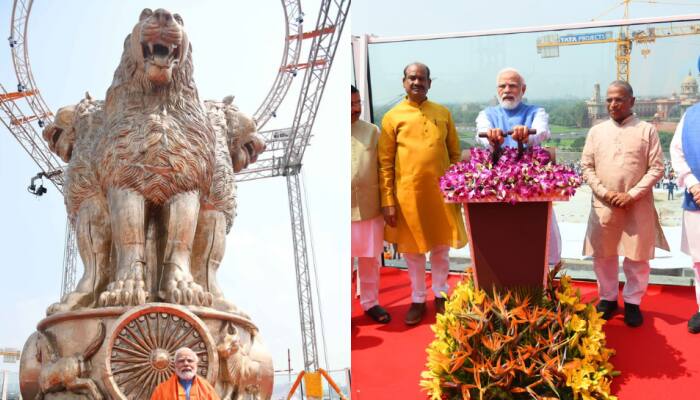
[
  {"xmin": 286, "ymin": 173, "xmax": 318, "ymax": 371},
  {"xmin": 7, "ymin": 0, "xmax": 75, "ymax": 296},
  {"xmin": 253, "ymin": 0, "xmax": 303, "ymax": 131}
]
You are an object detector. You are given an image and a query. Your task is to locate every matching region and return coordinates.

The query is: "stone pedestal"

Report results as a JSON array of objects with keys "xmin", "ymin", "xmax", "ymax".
[{"xmin": 20, "ymin": 304, "xmax": 273, "ymax": 399}]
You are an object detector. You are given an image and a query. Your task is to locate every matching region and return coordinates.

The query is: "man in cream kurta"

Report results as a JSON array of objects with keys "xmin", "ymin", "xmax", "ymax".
[
  {"xmin": 670, "ymin": 103, "xmax": 700, "ymax": 334},
  {"xmin": 351, "ymin": 85, "xmax": 390, "ymax": 324},
  {"xmin": 581, "ymin": 80, "xmax": 668, "ymax": 327},
  {"xmin": 378, "ymin": 62, "xmax": 468, "ymax": 325}
]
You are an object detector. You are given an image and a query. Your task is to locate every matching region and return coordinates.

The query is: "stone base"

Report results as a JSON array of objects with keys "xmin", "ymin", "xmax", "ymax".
[{"xmin": 20, "ymin": 303, "xmax": 273, "ymax": 400}]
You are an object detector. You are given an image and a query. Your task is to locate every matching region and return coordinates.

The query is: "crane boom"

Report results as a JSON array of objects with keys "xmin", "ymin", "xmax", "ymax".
[{"xmin": 536, "ymin": 22, "xmax": 700, "ymax": 81}]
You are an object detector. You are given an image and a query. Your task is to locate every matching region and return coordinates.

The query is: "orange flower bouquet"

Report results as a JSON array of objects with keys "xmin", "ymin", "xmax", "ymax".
[{"xmin": 421, "ymin": 267, "xmax": 618, "ymax": 400}]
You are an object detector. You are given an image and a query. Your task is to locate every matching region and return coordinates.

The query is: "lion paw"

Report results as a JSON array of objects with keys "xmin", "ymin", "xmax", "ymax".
[
  {"xmin": 161, "ymin": 280, "xmax": 212, "ymax": 306},
  {"xmin": 98, "ymin": 278, "xmax": 148, "ymax": 307}
]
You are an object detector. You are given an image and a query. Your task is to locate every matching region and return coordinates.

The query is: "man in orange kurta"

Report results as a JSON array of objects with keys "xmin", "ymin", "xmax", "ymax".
[
  {"xmin": 151, "ymin": 347, "xmax": 220, "ymax": 400},
  {"xmin": 581, "ymin": 80, "xmax": 668, "ymax": 327},
  {"xmin": 378, "ymin": 62, "xmax": 468, "ymax": 325}
]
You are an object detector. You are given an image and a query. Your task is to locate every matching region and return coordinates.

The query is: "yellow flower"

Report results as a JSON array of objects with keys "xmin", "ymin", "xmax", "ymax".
[
  {"xmin": 419, "ymin": 373, "xmax": 443, "ymax": 400},
  {"xmin": 556, "ymin": 290, "xmax": 577, "ymax": 306},
  {"xmin": 472, "ymin": 289, "xmax": 486, "ymax": 305},
  {"xmin": 422, "ymin": 272, "xmax": 616, "ymax": 400},
  {"xmin": 580, "ymin": 337, "xmax": 601, "ymax": 358},
  {"xmin": 568, "ymin": 314, "xmax": 587, "ymax": 333}
]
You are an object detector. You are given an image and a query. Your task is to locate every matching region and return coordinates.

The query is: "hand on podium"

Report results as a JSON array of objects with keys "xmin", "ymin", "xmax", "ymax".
[
  {"xmin": 511, "ymin": 125, "xmax": 530, "ymax": 143},
  {"xmin": 485, "ymin": 128, "xmax": 505, "ymax": 147}
]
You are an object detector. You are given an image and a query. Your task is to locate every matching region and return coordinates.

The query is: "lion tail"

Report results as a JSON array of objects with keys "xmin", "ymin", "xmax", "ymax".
[{"xmin": 83, "ymin": 322, "xmax": 106, "ymax": 361}]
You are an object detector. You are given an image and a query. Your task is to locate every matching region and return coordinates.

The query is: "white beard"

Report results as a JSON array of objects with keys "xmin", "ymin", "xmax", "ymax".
[
  {"xmin": 498, "ymin": 97, "xmax": 521, "ymax": 110},
  {"xmin": 176, "ymin": 369, "xmax": 196, "ymax": 380}
]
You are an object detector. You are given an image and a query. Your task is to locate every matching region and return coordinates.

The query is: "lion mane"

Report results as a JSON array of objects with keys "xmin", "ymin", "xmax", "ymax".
[{"xmin": 94, "ymin": 11, "xmax": 215, "ymax": 205}]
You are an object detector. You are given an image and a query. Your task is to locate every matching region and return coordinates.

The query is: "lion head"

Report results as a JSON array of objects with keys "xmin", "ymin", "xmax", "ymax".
[
  {"xmin": 42, "ymin": 105, "xmax": 76, "ymax": 163},
  {"xmin": 130, "ymin": 8, "xmax": 189, "ymax": 86},
  {"xmin": 106, "ymin": 8, "xmax": 196, "ymax": 104}
]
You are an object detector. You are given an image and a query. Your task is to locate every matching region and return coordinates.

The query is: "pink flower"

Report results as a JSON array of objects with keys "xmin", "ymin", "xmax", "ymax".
[{"xmin": 441, "ymin": 146, "xmax": 582, "ymax": 202}]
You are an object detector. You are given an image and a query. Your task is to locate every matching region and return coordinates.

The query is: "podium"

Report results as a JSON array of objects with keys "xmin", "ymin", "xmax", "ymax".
[{"xmin": 462, "ymin": 195, "xmax": 567, "ymax": 293}]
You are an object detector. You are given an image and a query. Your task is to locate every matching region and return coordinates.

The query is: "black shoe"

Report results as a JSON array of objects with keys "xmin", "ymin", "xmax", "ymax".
[
  {"xmin": 404, "ymin": 302, "xmax": 426, "ymax": 325},
  {"xmin": 364, "ymin": 305, "xmax": 391, "ymax": 324},
  {"xmin": 596, "ymin": 299, "xmax": 618, "ymax": 320},
  {"xmin": 624, "ymin": 302, "xmax": 643, "ymax": 327},
  {"xmin": 689, "ymin": 312, "xmax": 700, "ymax": 334},
  {"xmin": 434, "ymin": 297, "xmax": 446, "ymax": 315}
]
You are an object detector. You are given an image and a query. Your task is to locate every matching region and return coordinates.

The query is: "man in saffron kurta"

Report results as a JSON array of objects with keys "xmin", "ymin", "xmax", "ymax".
[
  {"xmin": 151, "ymin": 347, "xmax": 220, "ymax": 400},
  {"xmin": 581, "ymin": 81, "xmax": 668, "ymax": 327},
  {"xmin": 378, "ymin": 62, "xmax": 467, "ymax": 325},
  {"xmin": 670, "ymin": 102, "xmax": 700, "ymax": 334},
  {"xmin": 475, "ymin": 68, "xmax": 561, "ymax": 265}
]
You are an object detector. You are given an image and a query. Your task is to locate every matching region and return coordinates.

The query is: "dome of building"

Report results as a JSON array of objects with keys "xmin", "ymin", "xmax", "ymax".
[
  {"xmin": 683, "ymin": 73, "xmax": 697, "ymax": 86},
  {"xmin": 681, "ymin": 71, "xmax": 698, "ymax": 97}
]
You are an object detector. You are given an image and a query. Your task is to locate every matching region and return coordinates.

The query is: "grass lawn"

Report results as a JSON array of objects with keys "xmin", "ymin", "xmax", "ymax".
[{"xmin": 549, "ymin": 124, "xmax": 587, "ymax": 134}]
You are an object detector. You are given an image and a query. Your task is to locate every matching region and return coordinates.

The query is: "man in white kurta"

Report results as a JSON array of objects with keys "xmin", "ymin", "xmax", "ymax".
[
  {"xmin": 475, "ymin": 68, "xmax": 561, "ymax": 266},
  {"xmin": 670, "ymin": 104, "xmax": 700, "ymax": 334},
  {"xmin": 351, "ymin": 85, "xmax": 390, "ymax": 324},
  {"xmin": 581, "ymin": 81, "xmax": 668, "ymax": 327}
]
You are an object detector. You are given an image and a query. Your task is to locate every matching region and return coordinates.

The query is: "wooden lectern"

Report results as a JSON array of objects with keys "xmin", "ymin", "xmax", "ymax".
[{"xmin": 463, "ymin": 195, "xmax": 567, "ymax": 293}]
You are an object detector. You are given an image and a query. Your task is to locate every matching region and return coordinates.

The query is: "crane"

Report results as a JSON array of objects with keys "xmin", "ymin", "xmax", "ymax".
[{"xmin": 536, "ymin": 0, "xmax": 700, "ymax": 81}]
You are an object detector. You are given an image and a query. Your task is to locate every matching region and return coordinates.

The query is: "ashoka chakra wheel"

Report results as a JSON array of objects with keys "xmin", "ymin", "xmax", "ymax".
[{"xmin": 104, "ymin": 304, "xmax": 218, "ymax": 399}]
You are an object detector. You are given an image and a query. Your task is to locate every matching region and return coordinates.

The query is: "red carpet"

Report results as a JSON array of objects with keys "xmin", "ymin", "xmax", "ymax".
[{"xmin": 351, "ymin": 267, "xmax": 700, "ymax": 399}]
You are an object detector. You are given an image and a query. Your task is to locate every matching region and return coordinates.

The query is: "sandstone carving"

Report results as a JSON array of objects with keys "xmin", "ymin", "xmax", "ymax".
[
  {"xmin": 34, "ymin": 323, "xmax": 105, "ymax": 399},
  {"xmin": 22, "ymin": 8, "xmax": 273, "ymax": 399},
  {"xmin": 216, "ymin": 323, "xmax": 273, "ymax": 400},
  {"xmin": 41, "ymin": 8, "xmax": 265, "ymax": 314}
]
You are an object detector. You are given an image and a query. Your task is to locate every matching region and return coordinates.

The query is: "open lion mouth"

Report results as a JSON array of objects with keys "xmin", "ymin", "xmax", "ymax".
[{"xmin": 141, "ymin": 41, "xmax": 180, "ymax": 67}]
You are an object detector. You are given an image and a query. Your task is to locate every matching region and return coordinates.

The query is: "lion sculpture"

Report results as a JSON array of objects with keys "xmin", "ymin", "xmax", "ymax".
[{"xmin": 42, "ymin": 8, "xmax": 265, "ymax": 314}]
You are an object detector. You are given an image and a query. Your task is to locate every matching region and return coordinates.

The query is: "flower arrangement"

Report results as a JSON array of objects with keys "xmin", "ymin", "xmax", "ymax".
[
  {"xmin": 421, "ymin": 267, "xmax": 618, "ymax": 400},
  {"xmin": 440, "ymin": 147, "xmax": 582, "ymax": 203}
]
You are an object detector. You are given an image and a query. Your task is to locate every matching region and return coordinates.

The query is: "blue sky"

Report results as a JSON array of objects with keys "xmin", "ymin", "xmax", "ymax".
[{"xmin": 0, "ymin": 0, "xmax": 350, "ymax": 375}]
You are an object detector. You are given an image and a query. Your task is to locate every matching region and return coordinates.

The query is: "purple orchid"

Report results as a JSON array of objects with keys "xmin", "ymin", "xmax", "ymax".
[{"xmin": 440, "ymin": 147, "xmax": 583, "ymax": 203}]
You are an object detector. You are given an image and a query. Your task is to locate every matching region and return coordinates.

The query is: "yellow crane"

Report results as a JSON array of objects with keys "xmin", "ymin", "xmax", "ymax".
[
  {"xmin": 286, "ymin": 369, "xmax": 347, "ymax": 400},
  {"xmin": 536, "ymin": 0, "xmax": 700, "ymax": 81}
]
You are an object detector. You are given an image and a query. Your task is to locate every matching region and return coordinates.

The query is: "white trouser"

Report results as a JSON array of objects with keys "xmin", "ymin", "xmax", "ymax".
[
  {"xmin": 403, "ymin": 245, "xmax": 450, "ymax": 303},
  {"xmin": 355, "ymin": 256, "xmax": 380, "ymax": 311},
  {"xmin": 593, "ymin": 256, "xmax": 650, "ymax": 305},
  {"xmin": 694, "ymin": 262, "xmax": 700, "ymax": 311},
  {"xmin": 549, "ymin": 210, "xmax": 562, "ymax": 265}
]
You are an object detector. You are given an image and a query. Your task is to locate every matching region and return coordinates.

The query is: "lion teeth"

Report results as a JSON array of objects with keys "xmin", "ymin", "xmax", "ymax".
[{"xmin": 148, "ymin": 43, "xmax": 154, "ymax": 54}]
